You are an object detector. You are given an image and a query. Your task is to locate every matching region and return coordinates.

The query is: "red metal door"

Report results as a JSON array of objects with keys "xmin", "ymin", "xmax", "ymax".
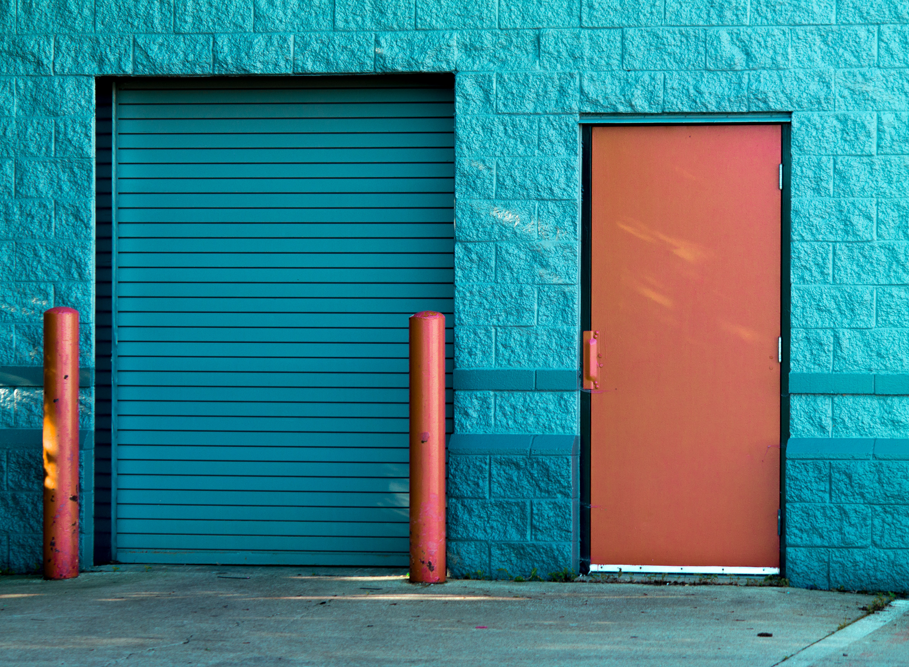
[{"xmin": 589, "ymin": 125, "xmax": 781, "ymax": 572}]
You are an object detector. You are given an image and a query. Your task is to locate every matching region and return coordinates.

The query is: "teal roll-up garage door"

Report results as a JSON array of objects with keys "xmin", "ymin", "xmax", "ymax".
[{"xmin": 111, "ymin": 77, "xmax": 454, "ymax": 566}]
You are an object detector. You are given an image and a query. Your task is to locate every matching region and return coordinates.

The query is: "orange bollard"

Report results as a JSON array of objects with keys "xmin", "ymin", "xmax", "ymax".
[
  {"xmin": 409, "ymin": 311, "xmax": 446, "ymax": 583},
  {"xmin": 43, "ymin": 307, "xmax": 80, "ymax": 580}
]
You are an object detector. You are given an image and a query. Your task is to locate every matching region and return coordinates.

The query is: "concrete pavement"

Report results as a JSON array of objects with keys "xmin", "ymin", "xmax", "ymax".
[{"xmin": 0, "ymin": 566, "xmax": 903, "ymax": 666}]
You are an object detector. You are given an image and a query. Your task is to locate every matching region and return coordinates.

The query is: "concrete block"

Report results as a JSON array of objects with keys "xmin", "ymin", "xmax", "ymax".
[
  {"xmin": 835, "ymin": 242, "xmax": 909, "ymax": 286},
  {"xmin": 789, "ymin": 373, "xmax": 873, "ymax": 394},
  {"xmin": 448, "ymin": 498, "xmax": 529, "ymax": 541},
  {"xmin": 877, "ymin": 462, "xmax": 909, "ymax": 503},
  {"xmin": 833, "ymin": 396, "xmax": 909, "ymax": 438},
  {"xmin": 496, "ymin": 158, "xmax": 579, "ymax": 199},
  {"xmin": 3, "ymin": 198, "xmax": 54, "ymax": 239},
  {"xmin": 580, "ymin": 72, "xmax": 663, "ymax": 113},
  {"xmin": 455, "ymin": 199, "xmax": 536, "ymax": 242},
  {"xmin": 134, "ymin": 35, "xmax": 213, "ymax": 75},
  {"xmin": 830, "ymin": 461, "xmax": 876, "ymax": 503},
  {"xmin": 838, "ymin": 0, "xmax": 909, "ymax": 23},
  {"xmin": 454, "ymin": 326, "xmax": 494, "ymax": 368},
  {"xmin": 538, "ymin": 116, "xmax": 579, "ymax": 157},
  {"xmin": 0, "ymin": 491, "xmax": 42, "ymax": 533},
  {"xmin": 214, "ymin": 34, "xmax": 292, "ymax": 74},
  {"xmin": 0, "ymin": 0, "xmax": 12, "ymax": 33},
  {"xmin": 456, "ymin": 158, "xmax": 495, "ymax": 199},
  {"xmin": 294, "ymin": 32, "xmax": 374, "ymax": 73},
  {"xmin": 496, "ymin": 327, "xmax": 576, "ymax": 369},
  {"xmin": 456, "ymin": 115, "xmax": 537, "ymax": 157},
  {"xmin": 0, "ymin": 388, "xmax": 13, "ymax": 427},
  {"xmin": 496, "ymin": 241, "xmax": 578, "ymax": 285},
  {"xmin": 15, "ymin": 119, "xmax": 53, "ymax": 158},
  {"xmin": 55, "ymin": 200, "xmax": 93, "ymax": 242},
  {"xmin": 790, "ymin": 28, "xmax": 876, "ymax": 69},
  {"xmin": 707, "ymin": 28, "xmax": 788, "ymax": 71},
  {"xmin": 490, "ymin": 542, "xmax": 573, "ymax": 578},
  {"xmin": 497, "ymin": 73, "xmax": 578, "ymax": 115},
  {"xmin": 55, "ymin": 36, "xmax": 132, "ymax": 75},
  {"xmin": 0, "ymin": 80, "xmax": 12, "ymax": 117},
  {"xmin": 175, "ymin": 0, "xmax": 252, "ymax": 32},
  {"xmin": 335, "ymin": 0, "xmax": 413, "ymax": 31},
  {"xmin": 5, "ymin": 449, "xmax": 42, "ymax": 492},
  {"xmin": 624, "ymin": 29, "xmax": 705, "ymax": 71},
  {"xmin": 500, "ymin": 0, "xmax": 579, "ymax": 28},
  {"xmin": 786, "ymin": 460, "xmax": 830, "ymax": 503},
  {"xmin": 664, "ymin": 71, "xmax": 748, "ymax": 112},
  {"xmin": 537, "ymin": 285, "xmax": 577, "ymax": 326},
  {"xmin": 7, "ymin": 533, "xmax": 41, "ymax": 573},
  {"xmin": 17, "ymin": 0, "xmax": 94, "ymax": 33},
  {"xmin": 874, "ymin": 438, "xmax": 909, "ymax": 459},
  {"xmin": 453, "ymin": 391, "xmax": 494, "ymax": 433},
  {"xmin": 881, "ymin": 26, "xmax": 909, "ymax": 68},
  {"xmin": 456, "ymin": 31, "xmax": 538, "ymax": 71},
  {"xmin": 876, "ymin": 288, "xmax": 909, "ymax": 327},
  {"xmin": 448, "ymin": 434, "xmax": 533, "ymax": 456},
  {"xmin": 793, "ymin": 114, "xmax": 876, "ymax": 156},
  {"xmin": 455, "ymin": 242, "xmax": 495, "ymax": 284},
  {"xmin": 54, "ymin": 282, "xmax": 92, "ymax": 322},
  {"xmin": 0, "ymin": 160, "xmax": 11, "ymax": 199},
  {"xmin": 0, "ymin": 37, "xmax": 53, "ymax": 75},
  {"xmin": 834, "ymin": 330, "xmax": 909, "ymax": 373},
  {"xmin": 836, "ymin": 69, "xmax": 909, "ymax": 112},
  {"xmin": 96, "ymin": 0, "xmax": 175, "ymax": 32},
  {"xmin": 830, "ymin": 548, "xmax": 909, "ymax": 593},
  {"xmin": 540, "ymin": 29, "xmax": 620, "ymax": 71},
  {"xmin": 784, "ymin": 547, "xmax": 830, "ymax": 590},
  {"xmin": 16, "ymin": 159, "xmax": 92, "ymax": 201},
  {"xmin": 790, "ymin": 396, "xmax": 832, "ymax": 437},
  {"xmin": 836, "ymin": 157, "xmax": 909, "ymax": 198},
  {"xmin": 787, "ymin": 438, "xmax": 874, "ymax": 459},
  {"xmin": 792, "ymin": 157, "xmax": 833, "ymax": 198},
  {"xmin": 416, "ymin": 0, "xmax": 495, "ymax": 29},
  {"xmin": 453, "ymin": 369, "xmax": 534, "ymax": 391},
  {"xmin": 55, "ymin": 117, "xmax": 93, "ymax": 158},
  {"xmin": 786, "ymin": 503, "xmax": 870, "ymax": 547},
  {"xmin": 447, "ymin": 454, "xmax": 489, "ymax": 499},
  {"xmin": 750, "ymin": 70, "xmax": 834, "ymax": 112},
  {"xmin": 13, "ymin": 387, "xmax": 41, "ymax": 428},
  {"xmin": 16, "ymin": 78, "xmax": 93, "ymax": 117},
  {"xmin": 750, "ymin": 0, "xmax": 834, "ymax": 25},
  {"xmin": 791, "ymin": 286, "xmax": 874, "ymax": 329},
  {"xmin": 536, "ymin": 200, "xmax": 578, "ymax": 242},
  {"xmin": 532, "ymin": 500, "xmax": 573, "ymax": 541},
  {"xmin": 790, "ymin": 329, "xmax": 833, "ymax": 373},
  {"xmin": 791, "ymin": 242, "xmax": 831, "ymax": 285},
  {"xmin": 791, "ymin": 198, "xmax": 874, "ymax": 242},
  {"xmin": 874, "ymin": 506, "xmax": 909, "ymax": 548},
  {"xmin": 11, "ymin": 241, "xmax": 92, "ymax": 282},
  {"xmin": 494, "ymin": 391, "xmax": 577, "ymax": 435},
  {"xmin": 0, "ymin": 119, "xmax": 13, "ymax": 157},
  {"xmin": 447, "ymin": 540, "xmax": 490, "ymax": 578},
  {"xmin": 376, "ymin": 31, "xmax": 456, "ymax": 72},
  {"xmin": 665, "ymin": 0, "xmax": 747, "ymax": 25},
  {"xmin": 879, "ymin": 114, "xmax": 909, "ymax": 155},
  {"xmin": 581, "ymin": 0, "xmax": 662, "ymax": 26},
  {"xmin": 0, "ymin": 282, "xmax": 52, "ymax": 323},
  {"xmin": 254, "ymin": 0, "xmax": 331, "ymax": 31},
  {"xmin": 456, "ymin": 73, "xmax": 495, "ymax": 115},
  {"xmin": 455, "ymin": 283, "xmax": 535, "ymax": 326}
]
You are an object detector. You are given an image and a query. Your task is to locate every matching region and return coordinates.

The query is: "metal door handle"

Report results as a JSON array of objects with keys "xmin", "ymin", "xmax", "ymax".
[{"xmin": 583, "ymin": 330, "xmax": 601, "ymax": 390}]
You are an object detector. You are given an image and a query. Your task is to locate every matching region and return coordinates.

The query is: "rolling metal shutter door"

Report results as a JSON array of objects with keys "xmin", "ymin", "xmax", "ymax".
[{"xmin": 112, "ymin": 77, "xmax": 454, "ymax": 566}]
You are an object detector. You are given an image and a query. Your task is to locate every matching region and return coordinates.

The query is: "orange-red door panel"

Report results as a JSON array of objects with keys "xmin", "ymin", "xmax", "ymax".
[{"xmin": 590, "ymin": 124, "xmax": 781, "ymax": 569}]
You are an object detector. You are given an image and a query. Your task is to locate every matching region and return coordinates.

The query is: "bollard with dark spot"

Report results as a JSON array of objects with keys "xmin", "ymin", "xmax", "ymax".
[
  {"xmin": 43, "ymin": 307, "xmax": 80, "ymax": 580},
  {"xmin": 409, "ymin": 311, "xmax": 446, "ymax": 584}
]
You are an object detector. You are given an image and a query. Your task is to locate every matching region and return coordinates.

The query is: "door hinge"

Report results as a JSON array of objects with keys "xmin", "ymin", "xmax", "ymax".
[
  {"xmin": 778, "ymin": 337, "xmax": 782, "ymax": 364},
  {"xmin": 778, "ymin": 509, "xmax": 782, "ymax": 536},
  {"xmin": 779, "ymin": 164, "xmax": 783, "ymax": 190}
]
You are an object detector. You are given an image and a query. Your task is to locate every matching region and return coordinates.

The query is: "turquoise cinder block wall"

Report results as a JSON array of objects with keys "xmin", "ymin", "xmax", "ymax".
[{"xmin": 1, "ymin": 0, "xmax": 908, "ymax": 590}]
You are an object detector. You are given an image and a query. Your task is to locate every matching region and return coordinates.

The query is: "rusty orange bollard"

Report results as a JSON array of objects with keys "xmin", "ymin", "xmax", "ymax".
[
  {"xmin": 43, "ymin": 307, "xmax": 80, "ymax": 580},
  {"xmin": 409, "ymin": 311, "xmax": 446, "ymax": 583}
]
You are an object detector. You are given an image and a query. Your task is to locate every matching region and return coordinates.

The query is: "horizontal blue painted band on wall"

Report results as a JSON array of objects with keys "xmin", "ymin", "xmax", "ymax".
[
  {"xmin": 0, "ymin": 430, "xmax": 95, "ymax": 450},
  {"xmin": 449, "ymin": 433, "xmax": 579, "ymax": 457},
  {"xmin": 786, "ymin": 438, "xmax": 909, "ymax": 460},
  {"xmin": 789, "ymin": 373, "xmax": 909, "ymax": 395},
  {"xmin": 0, "ymin": 367, "xmax": 94, "ymax": 388},
  {"xmin": 453, "ymin": 369, "xmax": 578, "ymax": 391}
]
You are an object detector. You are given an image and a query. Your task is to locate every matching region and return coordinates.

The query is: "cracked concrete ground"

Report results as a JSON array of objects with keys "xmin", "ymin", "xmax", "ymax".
[{"xmin": 0, "ymin": 566, "xmax": 897, "ymax": 666}]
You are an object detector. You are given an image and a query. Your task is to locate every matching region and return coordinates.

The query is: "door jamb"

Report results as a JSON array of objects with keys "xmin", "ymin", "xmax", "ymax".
[{"xmin": 579, "ymin": 117, "xmax": 792, "ymax": 577}]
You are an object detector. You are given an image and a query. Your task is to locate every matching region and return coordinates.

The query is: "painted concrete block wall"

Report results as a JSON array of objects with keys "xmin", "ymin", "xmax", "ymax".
[{"xmin": 0, "ymin": 0, "xmax": 906, "ymax": 588}]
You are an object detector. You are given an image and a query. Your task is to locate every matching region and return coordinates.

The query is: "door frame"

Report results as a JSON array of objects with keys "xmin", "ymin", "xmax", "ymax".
[{"xmin": 579, "ymin": 115, "xmax": 792, "ymax": 577}]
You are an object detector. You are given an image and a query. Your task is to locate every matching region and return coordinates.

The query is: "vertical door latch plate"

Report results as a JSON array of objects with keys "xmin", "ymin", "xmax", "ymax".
[{"xmin": 583, "ymin": 331, "xmax": 602, "ymax": 390}]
